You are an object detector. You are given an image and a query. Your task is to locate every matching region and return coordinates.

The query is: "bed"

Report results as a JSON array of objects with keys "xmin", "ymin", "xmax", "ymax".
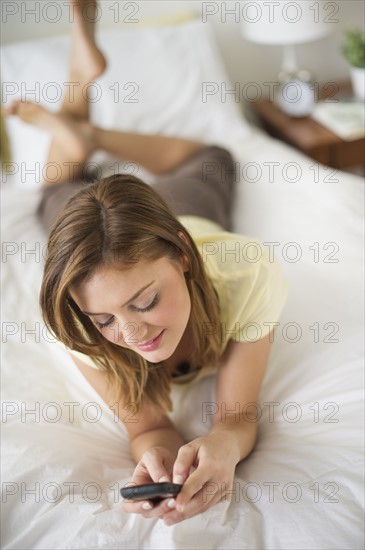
[{"xmin": 1, "ymin": 15, "xmax": 364, "ymax": 550}]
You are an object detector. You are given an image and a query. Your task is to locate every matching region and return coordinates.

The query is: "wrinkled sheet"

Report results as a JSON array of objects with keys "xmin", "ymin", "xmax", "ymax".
[{"xmin": 1, "ymin": 18, "xmax": 364, "ymax": 550}]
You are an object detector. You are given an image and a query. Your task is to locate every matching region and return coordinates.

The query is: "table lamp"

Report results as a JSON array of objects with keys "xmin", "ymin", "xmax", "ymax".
[{"xmin": 240, "ymin": 0, "xmax": 336, "ymax": 116}]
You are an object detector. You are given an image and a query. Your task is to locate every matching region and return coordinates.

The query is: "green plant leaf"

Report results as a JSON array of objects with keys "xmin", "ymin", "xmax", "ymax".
[{"xmin": 342, "ymin": 29, "xmax": 365, "ymax": 68}]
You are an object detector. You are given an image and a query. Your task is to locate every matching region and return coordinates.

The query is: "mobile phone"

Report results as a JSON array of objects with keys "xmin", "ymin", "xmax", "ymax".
[{"xmin": 120, "ymin": 482, "xmax": 182, "ymax": 502}]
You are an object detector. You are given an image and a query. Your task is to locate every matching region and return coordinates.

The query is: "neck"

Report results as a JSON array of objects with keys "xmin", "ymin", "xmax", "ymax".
[{"xmin": 164, "ymin": 320, "xmax": 194, "ymax": 374}]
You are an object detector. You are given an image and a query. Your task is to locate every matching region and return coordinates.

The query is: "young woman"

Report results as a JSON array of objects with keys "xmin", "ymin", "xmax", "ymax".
[{"xmin": 4, "ymin": 1, "xmax": 288, "ymax": 526}]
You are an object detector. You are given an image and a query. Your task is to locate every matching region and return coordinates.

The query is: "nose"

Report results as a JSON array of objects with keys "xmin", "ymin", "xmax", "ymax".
[{"xmin": 115, "ymin": 318, "xmax": 148, "ymax": 347}]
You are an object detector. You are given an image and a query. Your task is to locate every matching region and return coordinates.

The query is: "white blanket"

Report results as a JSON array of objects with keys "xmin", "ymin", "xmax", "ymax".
[{"xmin": 1, "ymin": 19, "xmax": 364, "ymax": 550}]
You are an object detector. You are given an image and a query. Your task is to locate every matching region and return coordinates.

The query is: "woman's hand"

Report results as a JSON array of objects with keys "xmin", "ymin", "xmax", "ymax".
[
  {"xmin": 121, "ymin": 446, "xmax": 179, "ymax": 519},
  {"xmin": 161, "ymin": 431, "xmax": 241, "ymax": 525}
]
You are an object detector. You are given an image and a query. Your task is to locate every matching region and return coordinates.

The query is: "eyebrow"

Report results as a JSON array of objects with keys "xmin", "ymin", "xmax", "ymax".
[{"xmin": 81, "ymin": 281, "xmax": 155, "ymax": 316}]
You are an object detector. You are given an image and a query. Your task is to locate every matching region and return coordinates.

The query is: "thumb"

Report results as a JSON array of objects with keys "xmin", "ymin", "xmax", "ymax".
[{"xmin": 173, "ymin": 443, "xmax": 198, "ymax": 485}]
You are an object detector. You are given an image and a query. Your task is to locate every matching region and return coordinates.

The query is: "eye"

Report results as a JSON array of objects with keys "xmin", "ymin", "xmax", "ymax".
[
  {"xmin": 92, "ymin": 295, "xmax": 159, "ymax": 329},
  {"xmin": 94, "ymin": 317, "xmax": 114, "ymax": 329},
  {"xmin": 133, "ymin": 294, "xmax": 159, "ymax": 313}
]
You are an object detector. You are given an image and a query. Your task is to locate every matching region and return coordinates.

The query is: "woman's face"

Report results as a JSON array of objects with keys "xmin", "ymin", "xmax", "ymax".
[{"xmin": 69, "ymin": 254, "xmax": 191, "ymax": 364}]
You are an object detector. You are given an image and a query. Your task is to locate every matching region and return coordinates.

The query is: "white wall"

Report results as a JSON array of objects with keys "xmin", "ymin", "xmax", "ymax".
[{"xmin": 1, "ymin": 0, "xmax": 364, "ymax": 96}]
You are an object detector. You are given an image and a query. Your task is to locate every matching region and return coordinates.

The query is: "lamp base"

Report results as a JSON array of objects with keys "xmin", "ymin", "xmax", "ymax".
[
  {"xmin": 349, "ymin": 66, "xmax": 365, "ymax": 101},
  {"xmin": 276, "ymin": 69, "xmax": 316, "ymax": 118}
]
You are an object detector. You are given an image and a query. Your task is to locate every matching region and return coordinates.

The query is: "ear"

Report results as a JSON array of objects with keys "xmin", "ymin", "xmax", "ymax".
[
  {"xmin": 177, "ymin": 231, "xmax": 191, "ymax": 273},
  {"xmin": 178, "ymin": 230, "xmax": 190, "ymax": 246}
]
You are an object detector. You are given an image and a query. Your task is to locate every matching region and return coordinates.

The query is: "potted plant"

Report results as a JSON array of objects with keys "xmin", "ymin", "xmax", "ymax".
[{"xmin": 342, "ymin": 29, "xmax": 365, "ymax": 100}]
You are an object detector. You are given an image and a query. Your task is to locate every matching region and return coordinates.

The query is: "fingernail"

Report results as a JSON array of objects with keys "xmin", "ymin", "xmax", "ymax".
[
  {"xmin": 173, "ymin": 474, "xmax": 184, "ymax": 485},
  {"xmin": 159, "ymin": 476, "xmax": 169, "ymax": 483},
  {"xmin": 142, "ymin": 502, "xmax": 152, "ymax": 510},
  {"xmin": 176, "ymin": 504, "xmax": 184, "ymax": 513},
  {"xmin": 167, "ymin": 498, "xmax": 176, "ymax": 509}
]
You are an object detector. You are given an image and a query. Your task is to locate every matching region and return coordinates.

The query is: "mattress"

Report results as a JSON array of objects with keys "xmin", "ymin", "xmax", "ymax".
[{"xmin": 1, "ymin": 17, "xmax": 364, "ymax": 550}]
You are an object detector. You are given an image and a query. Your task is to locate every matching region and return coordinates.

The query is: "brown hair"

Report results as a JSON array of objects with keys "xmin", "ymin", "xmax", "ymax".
[{"xmin": 39, "ymin": 174, "xmax": 221, "ymax": 413}]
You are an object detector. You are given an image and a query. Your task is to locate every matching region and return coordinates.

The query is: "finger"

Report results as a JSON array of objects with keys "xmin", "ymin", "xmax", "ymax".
[
  {"xmin": 122, "ymin": 497, "xmax": 177, "ymax": 518},
  {"xmin": 162, "ymin": 486, "xmax": 221, "ymax": 525},
  {"xmin": 172, "ymin": 443, "xmax": 198, "ymax": 485},
  {"xmin": 174, "ymin": 467, "xmax": 211, "ymax": 511},
  {"xmin": 132, "ymin": 463, "xmax": 170, "ymax": 485},
  {"xmin": 142, "ymin": 449, "xmax": 172, "ymax": 483},
  {"xmin": 122, "ymin": 498, "xmax": 157, "ymax": 516}
]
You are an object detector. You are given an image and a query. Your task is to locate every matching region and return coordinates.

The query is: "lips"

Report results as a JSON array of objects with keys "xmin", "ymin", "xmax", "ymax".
[{"xmin": 136, "ymin": 330, "xmax": 165, "ymax": 352}]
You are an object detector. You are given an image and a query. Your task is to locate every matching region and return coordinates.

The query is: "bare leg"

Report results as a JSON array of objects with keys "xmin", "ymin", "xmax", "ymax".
[
  {"xmin": 51, "ymin": 0, "xmax": 204, "ymax": 175},
  {"xmin": 3, "ymin": 0, "xmax": 105, "ymax": 186},
  {"xmin": 4, "ymin": 97, "xmax": 205, "ymax": 174},
  {"xmin": 92, "ymin": 128, "xmax": 204, "ymax": 175},
  {"xmin": 41, "ymin": 0, "xmax": 106, "ymax": 183},
  {"xmin": 3, "ymin": 100, "xmax": 96, "ymax": 185},
  {"xmin": 2, "ymin": 0, "xmax": 205, "ymax": 182},
  {"xmin": 60, "ymin": 0, "xmax": 106, "ymax": 121}
]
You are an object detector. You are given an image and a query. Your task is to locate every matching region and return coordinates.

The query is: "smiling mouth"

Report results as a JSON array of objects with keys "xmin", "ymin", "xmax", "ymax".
[{"xmin": 136, "ymin": 330, "xmax": 165, "ymax": 351}]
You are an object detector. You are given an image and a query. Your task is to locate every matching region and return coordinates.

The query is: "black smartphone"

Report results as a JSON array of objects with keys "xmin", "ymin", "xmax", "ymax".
[{"xmin": 120, "ymin": 482, "xmax": 182, "ymax": 502}]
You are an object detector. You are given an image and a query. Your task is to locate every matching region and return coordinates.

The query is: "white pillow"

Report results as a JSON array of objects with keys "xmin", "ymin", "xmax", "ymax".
[{"xmin": 1, "ymin": 19, "xmax": 251, "ymax": 188}]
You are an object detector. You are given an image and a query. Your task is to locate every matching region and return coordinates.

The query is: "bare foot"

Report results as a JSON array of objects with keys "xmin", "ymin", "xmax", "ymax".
[
  {"xmin": 71, "ymin": 0, "xmax": 107, "ymax": 83},
  {"xmin": 4, "ymin": 100, "xmax": 96, "ymax": 164},
  {"xmin": 3, "ymin": 100, "xmax": 55, "ymax": 127}
]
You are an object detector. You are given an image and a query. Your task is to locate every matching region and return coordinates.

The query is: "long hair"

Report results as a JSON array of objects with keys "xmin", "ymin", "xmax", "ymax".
[{"xmin": 39, "ymin": 174, "xmax": 221, "ymax": 413}]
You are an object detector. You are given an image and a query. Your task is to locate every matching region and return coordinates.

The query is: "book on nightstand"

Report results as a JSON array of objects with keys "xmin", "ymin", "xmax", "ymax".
[{"xmin": 311, "ymin": 100, "xmax": 365, "ymax": 141}]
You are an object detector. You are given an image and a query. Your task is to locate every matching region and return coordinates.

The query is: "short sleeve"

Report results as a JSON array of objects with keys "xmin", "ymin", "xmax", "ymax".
[
  {"xmin": 218, "ymin": 244, "xmax": 289, "ymax": 345},
  {"xmin": 179, "ymin": 218, "xmax": 289, "ymax": 347}
]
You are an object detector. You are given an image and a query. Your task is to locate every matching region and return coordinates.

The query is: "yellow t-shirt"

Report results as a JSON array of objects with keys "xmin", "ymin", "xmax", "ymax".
[
  {"xmin": 60, "ymin": 216, "xmax": 289, "ymax": 379},
  {"xmin": 180, "ymin": 216, "xmax": 288, "ymax": 347}
]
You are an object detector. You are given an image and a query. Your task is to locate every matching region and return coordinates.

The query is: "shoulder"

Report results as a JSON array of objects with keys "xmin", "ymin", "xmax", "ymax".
[
  {"xmin": 179, "ymin": 216, "xmax": 289, "ymax": 345},
  {"xmin": 179, "ymin": 215, "xmax": 266, "ymax": 281}
]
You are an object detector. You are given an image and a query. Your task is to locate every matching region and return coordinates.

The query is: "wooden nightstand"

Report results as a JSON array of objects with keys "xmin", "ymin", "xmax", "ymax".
[{"xmin": 249, "ymin": 82, "xmax": 365, "ymax": 171}]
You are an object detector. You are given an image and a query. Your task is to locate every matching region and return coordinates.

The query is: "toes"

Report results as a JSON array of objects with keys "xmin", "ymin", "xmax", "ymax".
[{"xmin": 2, "ymin": 100, "xmax": 22, "ymax": 116}]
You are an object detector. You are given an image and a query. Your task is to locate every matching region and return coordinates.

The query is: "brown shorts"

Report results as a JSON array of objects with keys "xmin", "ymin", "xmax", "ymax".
[{"xmin": 36, "ymin": 145, "xmax": 236, "ymax": 235}]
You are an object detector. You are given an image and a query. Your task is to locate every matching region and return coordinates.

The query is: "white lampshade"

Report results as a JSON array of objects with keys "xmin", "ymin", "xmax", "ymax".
[{"xmin": 240, "ymin": 0, "xmax": 335, "ymax": 45}]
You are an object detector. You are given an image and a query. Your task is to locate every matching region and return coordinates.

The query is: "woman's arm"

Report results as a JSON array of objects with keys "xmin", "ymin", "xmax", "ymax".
[
  {"xmin": 162, "ymin": 330, "xmax": 274, "ymax": 525},
  {"xmin": 210, "ymin": 330, "xmax": 273, "ymax": 459},
  {"xmin": 72, "ymin": 354, "xmax": 187, "ymax": 517},
  {"xmin": 71, "ymin": 353, "xmax": 184, "ymax": 457}
]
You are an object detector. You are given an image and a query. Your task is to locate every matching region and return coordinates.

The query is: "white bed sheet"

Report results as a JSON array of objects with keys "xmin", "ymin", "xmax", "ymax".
[{"xmin": 1, "ymin": 19, "xmax": 364, "ymax": 550}]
